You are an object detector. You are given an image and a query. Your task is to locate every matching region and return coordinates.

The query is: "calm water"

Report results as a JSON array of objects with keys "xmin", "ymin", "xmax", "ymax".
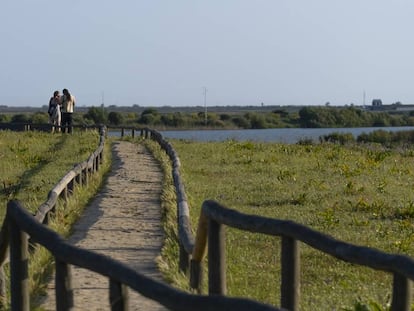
[
  {"xmin": 160, "ymin": 127, "xmax": 414, "ymax": 144},
  {"xmin": 109, "ymin": 127, "xmax": 414, "ymax": 144}
]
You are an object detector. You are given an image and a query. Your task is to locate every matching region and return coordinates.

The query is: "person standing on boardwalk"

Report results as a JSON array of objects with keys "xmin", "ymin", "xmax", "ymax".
[
  {"xmin": 48, "ymin": 90, "xmax": 62, "ymax": 133},
  {"xmin": 61, "ymin": 88, "xmax": 76, "ymax": 133}
]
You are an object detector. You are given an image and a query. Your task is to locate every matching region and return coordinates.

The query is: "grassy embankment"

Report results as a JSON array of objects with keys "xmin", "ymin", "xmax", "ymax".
[
  {"xmin": 151, "ymin": 138, "xmax": 414, "ymax": 311},
  {"xmin": 0, "ymin": 130, "xmax": 112, "ymax": 307}
]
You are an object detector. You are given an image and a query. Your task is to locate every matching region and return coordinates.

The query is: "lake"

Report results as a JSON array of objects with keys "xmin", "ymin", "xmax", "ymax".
[
  {"xmin": 159, "ymin": 127, "xmax": 414, "ymax": 144},
  {"xmin": 109, "ymin": 126, "xmax": 414, "ymax": 144}
]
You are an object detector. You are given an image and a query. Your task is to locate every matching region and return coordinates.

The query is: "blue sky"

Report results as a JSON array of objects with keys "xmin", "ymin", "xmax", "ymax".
[{"xmin": 1, "ymin": 1, "xmax": 413, "ymax": 107}]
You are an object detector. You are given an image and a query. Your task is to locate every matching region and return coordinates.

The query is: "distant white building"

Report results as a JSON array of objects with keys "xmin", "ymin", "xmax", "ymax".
[{"xmin": 372, "ymin": 99, "xmax": 382, "ymax": 106}]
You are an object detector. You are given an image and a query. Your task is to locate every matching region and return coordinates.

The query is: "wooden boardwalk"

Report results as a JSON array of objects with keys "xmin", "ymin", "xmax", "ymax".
[{"xmin": 38, "ymin": 141, "xmax": 169, "ymax": 310}]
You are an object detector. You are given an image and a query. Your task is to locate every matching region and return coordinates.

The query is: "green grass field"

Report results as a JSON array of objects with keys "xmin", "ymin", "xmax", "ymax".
[
  {"xmin": 165, "ymin": 139, "xmax": 414, "ymax": 310},
  {"xmin": 0, "ymin": 130, "xmax": 112, "ymax": 308},
  {"xmin": 0, "ymin": 130, "xmax": 102, "ymax": 215},
  {"xmin": 3, "ymin": 130, "xmax": 414, "ymax": 310}
]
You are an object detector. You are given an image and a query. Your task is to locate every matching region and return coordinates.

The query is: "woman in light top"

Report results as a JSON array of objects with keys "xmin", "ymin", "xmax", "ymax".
[{"xmin": 61, "ymin": 88, "xmax": 76, "ymax": 133}]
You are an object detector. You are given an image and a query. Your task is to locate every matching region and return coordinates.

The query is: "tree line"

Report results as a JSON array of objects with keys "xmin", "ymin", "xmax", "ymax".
[{"xmin": 1, "ymin": 106, "xmax": 414, "ymax": 129}]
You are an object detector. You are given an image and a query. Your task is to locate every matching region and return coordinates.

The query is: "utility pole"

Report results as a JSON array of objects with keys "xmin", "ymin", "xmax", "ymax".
[
  {"xmin": 101, "ymin": 91, "xmax": 105, "ymax": 111},
  {"xmin": 363, "ymin": 90, "xmax": 366, "ymax": 108},
  {"xmin": 203, "ymin": 87, "xmax": 207, "ymax": 126}
]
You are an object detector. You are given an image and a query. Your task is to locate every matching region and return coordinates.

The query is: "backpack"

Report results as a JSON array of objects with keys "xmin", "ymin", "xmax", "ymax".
[{"xmin": 48, "ymin": 98, "xmax": 55, "ymax": 116}]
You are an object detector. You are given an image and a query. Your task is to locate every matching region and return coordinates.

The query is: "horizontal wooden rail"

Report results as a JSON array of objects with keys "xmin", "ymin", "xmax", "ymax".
[
  {"xmin": 0, "ymin": 125, "xmax": 107, "ymax": 307},
  {"xmin": 6, "ymin": 200, "xmax": 281, "ymax": 311},
  {"xmin": 114, "ymin": 128, "xmax": 414, "ymax": 310},
  {"xmin": 136, "ymin": 128, "xmax": 414, "ymax": 310},
  {"xmin": 0, "ymin": 126, "xmax": 282, "ymax": 310},
  {"xmin": 0, "ymin": 122, "xmax": 107, "ymax": 133},
  {"xmin": 143, "ymin": 128, "xmax": 195, "ymax": 273},
  {"xmin": 190, "ymin": 200, "xmax": 414, "ymax": 311}
]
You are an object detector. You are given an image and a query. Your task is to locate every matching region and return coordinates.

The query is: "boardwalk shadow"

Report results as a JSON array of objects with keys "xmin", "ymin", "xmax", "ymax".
[
  {"xmin": 37, "ymin": 141, "xmax": 168, "ymax": 310},
  {"xmin": 67, "ymin": 141, "xmax": 125, "ymax": 244}
]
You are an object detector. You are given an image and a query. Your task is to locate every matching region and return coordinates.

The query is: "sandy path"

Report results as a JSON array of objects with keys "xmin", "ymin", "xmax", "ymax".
[{"xmin": 39, "ymin": 141, "xmax": 168, "ymax": 310}]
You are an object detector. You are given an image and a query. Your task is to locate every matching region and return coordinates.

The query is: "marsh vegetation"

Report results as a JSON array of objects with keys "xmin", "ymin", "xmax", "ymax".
[{"xmin": 161, "ymin": 139, "xmax": 414, "ymax": 310}]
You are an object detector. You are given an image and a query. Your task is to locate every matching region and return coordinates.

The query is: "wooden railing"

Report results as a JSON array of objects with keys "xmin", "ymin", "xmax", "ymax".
[
  {"xmin": 142, "ymin": 129, "xmax": 195, "ymax": 272},
  {"xmin": 3, "ymin": 125, "xmax": 412, "ymax": 310},
  {"xmin": 5, "ymin": 200, "xmax": 280, "ymax": 311},
  {"xmin": 106, "ymin": 126, "xmax": 147, "ymax": 139},
  {"xmin": 190, "ymin": 200, "xmax": 414, "ymax": 311},
  {"xmin": 0, "ymin": 125, "xmax": 106, "ymax": 307},
  {"xmin": 0, "ymin": 125, "xmax": 281, "ymax": 310},
  {"xmin": 144, "ymin": 128, "xmax": 414, "ymax": 311}
]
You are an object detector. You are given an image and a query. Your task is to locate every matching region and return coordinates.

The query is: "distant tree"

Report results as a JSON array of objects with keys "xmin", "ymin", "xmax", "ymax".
[
  {"xmin": 232, "ymin": 116, "xmax": 250, "ymax": 129},
  {"xmin": 11, "ymin": 114, "xmax": 30, "ymax": 123},
  {"xmin": 108, "ymin": 111, "xmax": 124, "ymax": 125},
  {"xmin": 32, "ymin": 112, "xmax": 49, "ymax": 124},
  {"xmin": 0, "ymin": 114, "xmax": 10, "ymax": 123},
  {"xmin": 141, "ymin": 108, "xmax": 158, "ymax": 116},
  {"xmin": 219, "ymin": 113, "xmax": 231, "ymax": 121},
  {"xmin": 272, "ymin": 109, "xmax": 289, "ymax": 117},
  {"xmin": 138, "ymin": 108, "xmax": 160, "ymax": 125},
  {"xmin": 160, "ymin": 112, "xmax": 186, "ymax": 127},
  {"xmin": 298, "ymin": 107, "xmax": 320, "ymax": 127},
  {"xmin": 84, "ymin": 107, "xmax": 108, "ymax": 124},
  {"xmin": 245, "ymin": 112, "xmax": 267, "ymax": 129}
]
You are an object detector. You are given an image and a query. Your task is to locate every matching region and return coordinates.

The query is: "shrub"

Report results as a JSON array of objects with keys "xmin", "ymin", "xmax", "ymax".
[
  {"xmin": 320, "ymin": 132, "xmax": 356, "ymax": 144},
  {"xmin": 108, "ymin": 111, "xmax": 124, "ymax": 125},
  {"xmin": 32, "ymin": 112, "xmax": 49, "ymax": 124},
  {"xmin": 11, "ymin": 114, "xmax": 30, "ymax": 123},
  {"xmin": 0, "ymin": 114, "xmax": 10, "ymax": 123},
  {"xmin": 232, "ymin": 116, "xmax": 251, "ymax": 128},
  {"xmin": 84, "ymin": 107, "xmax": 108, "ymax": 124}
]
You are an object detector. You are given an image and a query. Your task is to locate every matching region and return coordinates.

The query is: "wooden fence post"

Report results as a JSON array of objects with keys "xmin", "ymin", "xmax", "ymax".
[
  {"xmin": 131, "ymin": 128, "xmax": 135, "ymax": 138},
  {"xmin": 62, "ymin": 185, "xmax": 68, "ymax": 202},
  {"xmin": 281, "ymin": 236, "xmax": 300, "ymax": 311},
  {"xmin": 68, "ymin": 178, "xmax": 74, "ymax": 196},
  {"xmin": 9, "ymin": 217, "xmax": 30, "ymax": 311},
  {"xmin": 95, "ymin": 155, "xmax": 99, "ymax": 171},
  {"xmin": 179, "ymin": 242, "xmax": 190, "ymax": 273},
  {"xmin": 208, "ymin": 218, "xmax": 226, "ymax": 295},
  {"xmin": 83, "ymin": 168, "xmax": 89, "ymax": 186},
  {"xmin": 110, "ymin": 279, "xmax": 129, "ymax": 311},
  {"xmin": 76, "ymin": 172, "xmax": 82, "ymax": 187},
  {"xmin": 391, "ymin": 272, "xmax": 411, "ymax": 311},
  {"xmin": 0, "ymin": 265, "xmax": 5, "ymax": 307},
  {"xmin": 55, "ymin": 259, "xmax": 74, "ymax": 310},
  {"xmin": 0, "ymin": 265, "xmax": 6, "ymax": 310},
  {"xmin": 99, "ymin": 152, "xmax": 102, "ymax": 167},
  {"xmin": 190, "ymin": 260, "xmax": 203, "ymax": 293},
  {"xmin": 121, "ymin": 128, "xmax": 125, "ymax": 137}
]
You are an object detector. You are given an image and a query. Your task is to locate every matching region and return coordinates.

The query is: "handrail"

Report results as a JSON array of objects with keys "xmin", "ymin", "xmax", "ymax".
[
  {"xmin": 7, "ymin": 125, "xmax": 409, "ymax": 309},
  {"xmin": 6, "ymin": 200, "xmax": 280, "ymax": 311},
  {"xmin": 0, "ymin": 122, "xmax": 107, "ymax": 132},
  {"xmin": 143, "ymin": 128, "xmax": 195, "ymax": 272},
  {"xmin": 190, "ymin": 200, "xmax": 414, "ymax": 311},
  {"xmin": 0, "ymin": 126, "xmax": 282, "ymax": 310},
  {"xmin": 0, "ymin": 125, "xmax": 106, "ymax": 306},
  {"xmin": 126, "ymin": 128, "xmax": 413, "ymax": 310}
]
